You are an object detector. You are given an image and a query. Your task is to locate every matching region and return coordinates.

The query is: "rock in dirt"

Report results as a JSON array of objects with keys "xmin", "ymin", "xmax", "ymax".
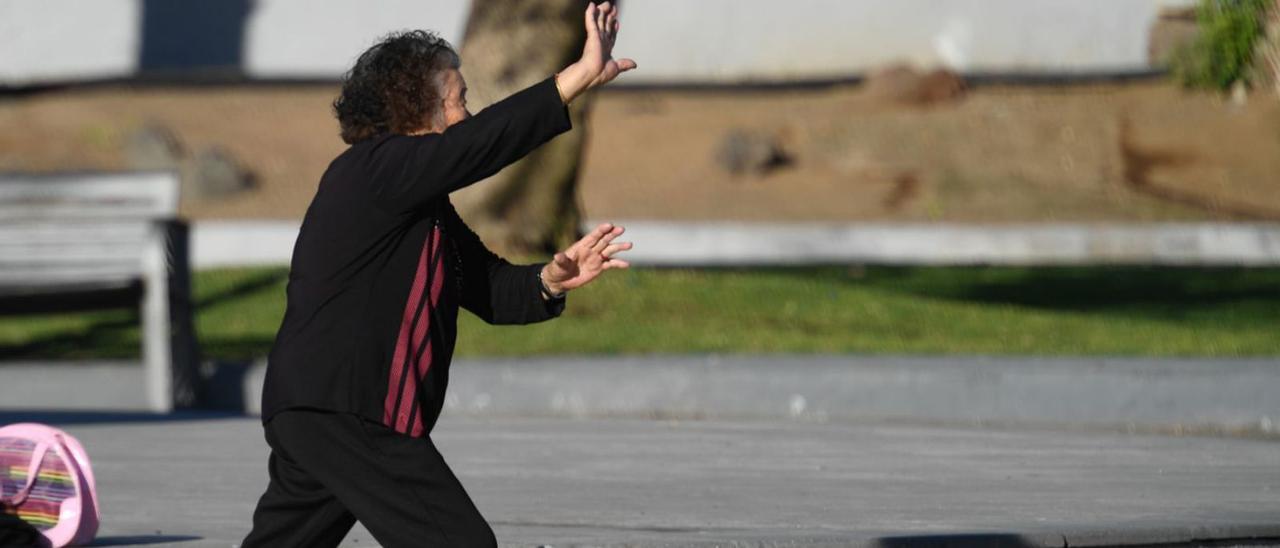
[
  {"xmin": 715, "ymin": 129, "xmax": 792, "ymax": 177},
  {"xmin": 181, "ymin": 146, "xmax": 253, "ymax": 201},
  {"xmin": 125, "ymin": 125, "xmax": 254, "ymax": 202},
  {"xmin": 861, "ymin": 64, "xmax": 966, "ymax": 106},
  {"xmin": 124, "ymin": 124, "xmax": 184, "ymax": 170}
]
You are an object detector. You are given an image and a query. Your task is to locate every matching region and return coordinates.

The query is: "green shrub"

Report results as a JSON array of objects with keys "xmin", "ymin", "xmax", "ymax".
[{"xmin": 1173, "ymin": 0, "xmax": 1274, "ymax": 90}]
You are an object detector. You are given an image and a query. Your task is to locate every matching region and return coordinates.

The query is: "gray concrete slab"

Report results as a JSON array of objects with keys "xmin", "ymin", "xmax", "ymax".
[
  {"xmin": 5, "ymin": 356, "xmax": 1279, "ymax": 437},
  {"xmin": 0, "ymin": 361, "xmax": 153, "ymax": 411},
  {"xmin": 439, "ymin": 356, "xmax": 1280, "ymax": 437},
  {"xmin": 600, "ymin": 222, "xmax": 1280, "ymax": 267},
  {"xmin": 187, "ymin": 221, "xmax": 1280, "ymax": 268},
  {"xmin": 1, "ymin": 412, "xmax": 1276, "ymax": 547}
]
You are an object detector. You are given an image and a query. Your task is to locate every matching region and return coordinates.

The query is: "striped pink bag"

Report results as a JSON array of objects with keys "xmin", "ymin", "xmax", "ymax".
[{"xmin": 0, "ymin": 424, "xmax": 99, "ymax": 547}]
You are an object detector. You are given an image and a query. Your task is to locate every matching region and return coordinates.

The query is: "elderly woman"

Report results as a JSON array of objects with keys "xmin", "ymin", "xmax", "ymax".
[{"xmin": 241, "ymin": 3, "xmax": 635, "ymax": 547}]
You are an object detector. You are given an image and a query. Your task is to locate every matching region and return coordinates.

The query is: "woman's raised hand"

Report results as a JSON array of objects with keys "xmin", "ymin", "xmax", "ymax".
[
  {"xmin": 555, "ymin": 2, "xmax": 637, "ymax": 104},
  {"xmin": 538, "ymin": 222, "xmax": 632, "ymax": 296},
  {"xmin": 581, "ymin": 2, "xmax": 636, "ymax": 88}
]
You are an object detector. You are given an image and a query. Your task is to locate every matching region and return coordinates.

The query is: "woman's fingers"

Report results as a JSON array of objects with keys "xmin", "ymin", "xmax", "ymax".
[
  {"xmin": 605, "ymin": 8, "xmax": 618, "ymax": 43},
  {"xmin": 601, "ymin": 242, "xmax": 633, "ymax": 258},
  {"xmin": 552, "ymin": 223, "xmax": 631, "ymax": 286},
  {"xmin": 566, "ymin": 223, "xmax": 612, "ymax": 262},
  {"xmin": 590, "ymin": 225, "xmax": 624, "ymax": 255},
  {"xmin": 577, "ymin": 2, "xmax": 634, "ymax": 90},
  {"xmin": 582, "ymin": 223, "xmax": 614, "ymax": 247},
  {"xmin": 584, "ymin": 2, "xmax": 599, "ymax": 40},
  {"xmin": 596, "ymin": 2, "xmax": 609, "ymax": 36}
]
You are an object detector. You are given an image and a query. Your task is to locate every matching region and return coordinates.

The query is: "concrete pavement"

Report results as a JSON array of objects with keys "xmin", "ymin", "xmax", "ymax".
[
  {"xmin": 0, "ymin": 411, "xmax": 1276, "ymax": 547},
  {"xmin": 3, "ymin": 355, "xmax": 1278, "ymax": 546},
  {"xmin": 5, "ymin": 356, "xmax": 1278, "ymax": 436}
]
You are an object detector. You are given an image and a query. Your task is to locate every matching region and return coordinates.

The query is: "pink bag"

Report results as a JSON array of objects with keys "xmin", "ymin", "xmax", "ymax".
[{"xmin": 0, "ymin": 424, "xmax": 100, "ymax": 547}]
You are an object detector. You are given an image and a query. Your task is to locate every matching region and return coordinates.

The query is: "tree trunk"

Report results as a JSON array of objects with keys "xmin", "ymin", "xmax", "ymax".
[
  {"xmin": 455, "ymin": 0, "xmax": 597, "ymax": 256},
  {"xmin": 1254, "ymin": 0, "xmax": 1280, "ymax": 98}
]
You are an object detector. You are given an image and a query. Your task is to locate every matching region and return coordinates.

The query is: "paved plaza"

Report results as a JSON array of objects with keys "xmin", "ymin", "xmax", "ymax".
[{"xmin": 1, "ymin": 410, "xmax": 1276, "ymax": 547}]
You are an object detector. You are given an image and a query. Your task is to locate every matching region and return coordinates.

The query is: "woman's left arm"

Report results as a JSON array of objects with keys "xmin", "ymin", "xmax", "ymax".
[{"xmin": 444, "ymin": 201, "xmax": 565, "ymax": 325}]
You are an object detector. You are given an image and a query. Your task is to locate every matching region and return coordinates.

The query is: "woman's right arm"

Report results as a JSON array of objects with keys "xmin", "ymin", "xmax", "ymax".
[
  {"xmin": 368, "ymin": 1, "xmax": 635, "ymax": 214},
  {"xmin": 366, "ymin": 77, "xmax": 571, "ymax": 212}
]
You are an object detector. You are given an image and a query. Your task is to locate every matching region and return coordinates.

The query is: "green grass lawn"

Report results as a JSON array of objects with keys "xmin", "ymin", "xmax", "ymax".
[{"xmin": 1, "ymin": 266, "xmax": 1277, "ymax": 359}]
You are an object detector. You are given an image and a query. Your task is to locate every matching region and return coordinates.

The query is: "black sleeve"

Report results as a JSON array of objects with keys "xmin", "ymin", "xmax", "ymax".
[
  {"xmin": 443, "ymin": 201, "xmax": 566, "ymax": 325},
  {"xmin": 365, "ymin": 76, "xmax": 572, "ymax": 214}
]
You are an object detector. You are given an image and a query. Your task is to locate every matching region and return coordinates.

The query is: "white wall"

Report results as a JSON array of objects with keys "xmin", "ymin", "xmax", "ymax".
[
  {"xmin": 0, "ymin": 0, "xmax": 471, "ymax": 86},
  {"xmin": 243, "ymin": 0, "xmax": 470, "ymax": 78},
  {"xmin": 616, "ymin": 0, "xmax": 1198, "ymax": 83},
  {"xmin": 0, "ymin": 0, "xmax": 1197, "ymax": 87},
  {"xmin": 0, "ymin": 0, "xmax": 140, "ymax": 84}
]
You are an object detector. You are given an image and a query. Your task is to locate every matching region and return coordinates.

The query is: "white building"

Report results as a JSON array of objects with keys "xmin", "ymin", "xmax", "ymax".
[{"xmin": 0, "ymin": 0, "xmax": 1196, "ymax": 87}]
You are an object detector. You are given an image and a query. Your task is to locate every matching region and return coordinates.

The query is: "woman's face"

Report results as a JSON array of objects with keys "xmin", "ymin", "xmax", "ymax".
[{"xmin": 427, "ymin": 68, "xmax": 470, "ymax": 133}]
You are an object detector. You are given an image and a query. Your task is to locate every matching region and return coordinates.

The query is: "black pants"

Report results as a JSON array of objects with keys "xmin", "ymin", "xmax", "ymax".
[{"xmin": 241, "ymin": 409, "xmax": 496, "ymax": 548}]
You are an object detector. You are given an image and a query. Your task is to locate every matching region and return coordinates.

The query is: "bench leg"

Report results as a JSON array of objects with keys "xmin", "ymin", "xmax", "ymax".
[
  {"xmin": 166, "ymin": 221, "xmax": 201, "ymax": 409},
  {"xmin": 142, "ymin": 236, "xmax": 173, "ymax": 413},
  {"xmin": 141, "ymin": 222, "xmax": 202, "ymax": 413}
]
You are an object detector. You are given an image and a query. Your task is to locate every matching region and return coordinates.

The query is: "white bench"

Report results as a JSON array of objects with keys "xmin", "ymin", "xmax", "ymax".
[{"xmin": 0, "ymin": 172, "xmax": 199, "ymax": 412}]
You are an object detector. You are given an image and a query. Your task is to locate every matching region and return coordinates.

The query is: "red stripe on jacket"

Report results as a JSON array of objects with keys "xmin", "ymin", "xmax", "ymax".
[{"xmin": 383, "ymin": 227, "xmax": 446, "ymax": 435}]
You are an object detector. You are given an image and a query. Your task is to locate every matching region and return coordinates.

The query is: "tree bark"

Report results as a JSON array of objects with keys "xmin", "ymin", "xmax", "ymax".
[
  {"xmin": 455, "ymin": 0, "xmax": 597, "ymax": 256},
  {"xmin": 1255, "ymin": 0, "xmax": 1280, "ymax": 98}
]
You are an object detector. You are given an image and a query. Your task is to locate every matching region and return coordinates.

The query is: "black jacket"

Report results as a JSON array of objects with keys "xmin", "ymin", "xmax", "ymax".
[{"xmin": 261, "ymin": 76, "xmax": 571, "ymax": 436}]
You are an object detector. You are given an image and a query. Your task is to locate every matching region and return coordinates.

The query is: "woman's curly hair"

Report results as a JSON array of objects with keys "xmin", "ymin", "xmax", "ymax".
[{"xmin": 333, "ymin": 30, "xmax": 461, "ymax": 144}]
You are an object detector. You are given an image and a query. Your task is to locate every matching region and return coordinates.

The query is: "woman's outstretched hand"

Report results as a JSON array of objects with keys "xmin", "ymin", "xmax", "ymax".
[
  {"xmin": 555, "ymin": 2, "xmax": 637, "ymax": 104},
  {"xmin": 539, "ymin": 222, "xmax": 632, "ymax": 297}
]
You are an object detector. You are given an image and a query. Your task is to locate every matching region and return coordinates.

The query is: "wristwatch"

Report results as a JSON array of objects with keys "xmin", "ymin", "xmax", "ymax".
[{"xmin": 537, "ymin": 270, "xmax": 565, "ymax": 300}]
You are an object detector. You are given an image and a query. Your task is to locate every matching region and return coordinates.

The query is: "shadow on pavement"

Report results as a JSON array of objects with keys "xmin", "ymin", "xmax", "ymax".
[
  {"xmin": 0, "ymin": 410, "xmax": 246, "ymax": 426},
  {"xmin": 91, "ymin": 535, "xmax": 202, "ymax": 546},
  {"xmin": 846, "ymin": 266, "xmax": 1280, "ymax": 321},
  {"xmin": 0, "ymin": 513, "xmax": 42, "ymax": 547},
  {"xmin": 877, "ymin": 533, "xmax": 1037, "ymax": 548},
  {"xmin": 2, "ymin": 519, "xmax": 201, "ymax": 547},
  {"xmin": 0, "ymin": 268, "xmax": 287, "ymax": 361}
]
